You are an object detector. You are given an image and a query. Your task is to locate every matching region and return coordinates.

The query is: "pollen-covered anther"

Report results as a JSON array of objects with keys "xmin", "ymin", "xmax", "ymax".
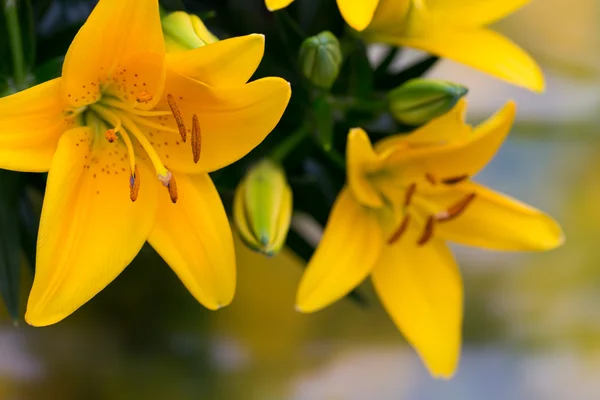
[
  {"xmin": 387, "ymin": 214, "xmax": 411, "ymax": 245},
  {"xmin": 136, "ymin": 90, "xmax": 153, "ymax": 104},
  {"xmin": 158, "ymin": 170, "xmax": 178, "ymax": 203},
  {"xmin": 436, "ymin": 193, "xmax": 477, "ymax": 222},
  {"xmin": 130, "ymin": 165, "xmax": 140, "ymax": 202},
  {"xmin": 167, "ymin": 94, "xmax": 187, "ymax": 142},
  {"xmin": 404, "ymin": 183, "xmax": 417, "ymax": 207},
  {"xmin": 191, "ymin": 114, "xmax": 202, "ymax": 164},
  {"xmin": 441, "ymin": 175, "xmax": 469, "ymax": 185},
  {"xmin": 105, "ymin": 129, "xmax": 117, "ymax": 143},
  {"xmin": 417, "ymin": 216, "xmax": 435, "ymax": 246},
  {"xmin": 425, "ymin": 173, "xmax": 436, "ymax": 185}
]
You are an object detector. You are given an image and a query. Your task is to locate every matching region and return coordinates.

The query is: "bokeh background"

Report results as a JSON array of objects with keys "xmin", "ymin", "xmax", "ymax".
[{"xmin": 1, "ymin": 0, "xmax": 600, "ymax": 399}]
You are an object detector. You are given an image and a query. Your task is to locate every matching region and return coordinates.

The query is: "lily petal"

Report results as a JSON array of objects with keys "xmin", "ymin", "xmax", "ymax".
[
  {"xmin": 167, "ymin": 34, "xmax": 265, "ymax": 87},
  {"xmin": 430, "ymin": 182, "xmax": 564, "ymax": 251},
  {"xmin": 337, "ymin": 0, "xmax": 380, "ymax": 31},
  {"xmin": 372, "ymin": 229, "xmax": 462, "ymax": 378},
  {"xmin": 265, "ymin": 0, "xmax": 295, "ymax": 11},
  {"xmin": 427, "ymin": 0, "xmax": 531, "ymax": 26},
  {"xmin": 372, "ymin": 27, "xmax": 544, "ymax": 92},
  {"xmin": 25, "ymin": 127, "xmax": 158, "ymax": 326},
  {"xmin": 62, "ymin": 0, "xmax": 166, "ymax": 109},
  {"xmin": 347, "ymin": 128, "xmax": 386, "ymax": 208},
  {"xmin": 0, "ymin": 78, "xmax": 73, "ymax": 172},
  {"xmin": 148, "ymin": 173, "xmax": 236, "ymax": 310},
  {"xmin": 386, "ymin": 101, "xmax": 516, "ymax": 181},
  {"xmin": 151, "ymin": 70, "xmax": 290, "ymax": 173},
  {"xmin": 296, "ymin": 188, "xmax": 383, "ymax": 313}
]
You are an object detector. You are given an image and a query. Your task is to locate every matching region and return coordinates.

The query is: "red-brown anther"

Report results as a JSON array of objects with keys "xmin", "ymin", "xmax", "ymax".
[
  {"xmin": 425, "ymin": 173, "xmax": 436, "ymax": 185},
  {"xmin": 130, "ymin": 165, "xmax": 140, "ymax": 202},
  {"xmin": 417, "ymin": 216, "xmax": 435, "ymax": 246},
  {"xmin": 168, "ymin": 175, "xmax": 178, "ymax": 204},
  {"xmin": 167, "ymin": 94, "xmax": 187, "ymax": 142},
  {"xmin": 105, "ymin": 129, "xmax": 117, "ymax": 143},
  {"xmin": 436, "ymin": 193, "xmax": 477, "ymax": 222},
  {"xmin": 387, "ymin": 214, "xmax": 411, "ymax": 245},
  {"xmin": 136, "ymin": 90, "xmax": 153, "ymax": 104},
  {"xmin": 191, "ymin": 114, "xmax": 201, "ymax": 164},
  {"xmin": 404, "ymin": 183, "xmax": 417, "ymax": 207},
  {"xmin": 441, "ymin": 175, "xmax": 469, "ymax": 185}
]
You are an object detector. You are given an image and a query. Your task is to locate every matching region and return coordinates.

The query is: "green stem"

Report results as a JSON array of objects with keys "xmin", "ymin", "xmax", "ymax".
[
  {"xmin": 270, "ymin": 125, "xmax": 309, "ymax": 163},
  {"xmin": 321, "ymin": 148, "xmax": 346, "ymax": 170},
  {"xmin": 4, "ymin": 0, "xmax": 26, "ymax": 87},
  {"xmin": 329, "ymin": 96, "xmax": 388, "ymax": 113}
]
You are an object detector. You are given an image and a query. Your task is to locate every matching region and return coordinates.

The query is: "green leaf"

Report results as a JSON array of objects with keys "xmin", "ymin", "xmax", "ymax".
[{"xmin": 0, "ymin": 170, "xmax": 23, "ymax": 320}]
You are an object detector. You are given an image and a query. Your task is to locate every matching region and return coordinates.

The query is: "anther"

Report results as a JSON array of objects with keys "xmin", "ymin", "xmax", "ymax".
[
  {"xmin": 387, "ymin": 214, "xmax": 411, "ymax": 245},
  {"xmin": 425, "ymin": 173, "xmax": 436, "ymax": 185},
  {"xmin": 191, "ymin": 114, "xmax": 202, "ymax": 164},
  {"xmin": 404, "ymin": 183, "xmax": 417, "ymax": 208},
  {"xmin": 130, "ymin": 165, "xmax": 140, "ymax": 202},
  {"xmin": 167, "ymin": 94, "xmax": 187, "ymax": 142},
  {"xmin": 168, "ymin": 175, "xmax": 178, "ymax": 204},
  {"xmin": 417, "ymin": 216, "xmax": 435, "ymax": 246},
  {"xmin": 136, "ymin": 90, "xmax": 153, "ymax": 104},
  {"xmin": 441, "ymin": 175, "xmax": 469, "ymax": 185},
  {"xmin": 436, "ymin": 193, "xmax": 477, "ymax": 222},
  {"xmin": 105, "ymin": 129, "xmax": 117, "ymax": 143}
]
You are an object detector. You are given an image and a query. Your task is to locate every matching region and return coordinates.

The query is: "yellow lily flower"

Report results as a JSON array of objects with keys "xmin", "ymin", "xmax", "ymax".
[
  {"xmin": 265, "ymin": 0, "xmax": 380, "ymax": 32},
  {"xmin": 0, "ymin": 0, "xmax": 290, "ymax": 326},
  {"xmin": 296, "ymin": 100, "xmax": 563, "ymax": 377},
  {"xmin": 364, "ymin": 0, "xmax": 545, "ymax": 92}
]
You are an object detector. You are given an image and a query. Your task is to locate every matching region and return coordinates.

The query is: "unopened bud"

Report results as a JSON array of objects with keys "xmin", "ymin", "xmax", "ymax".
[
  {"xmin": 233, "ymin": 160, "xmax": 293, "ymax": 257},
  {"xmin": 161, "ymin": 11, "xmax": 218, "ymax": 53},
  {"xmin": 388, "ymin": 79, "xmax": 468, "ymax": 126},
  {"xmin": 299, "ymin": 31, "xmax": 342, "ymax": 90}
]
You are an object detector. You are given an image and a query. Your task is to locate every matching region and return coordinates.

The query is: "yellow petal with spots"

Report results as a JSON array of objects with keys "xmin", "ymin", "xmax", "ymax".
[
  {"xmin": 429, "ymin": 182, "xmax": 564, "ymax": 251},
  {"xmin": 337, "ymin": 0, "xmax": 380, "ymax": 31},
  {"xmin": 148, "ymin": 173, "xmax": 236, "ymax": 310},
  {"xmin": 167, "ymin": 34, "xmax": 264, "ymax": 86},
  {"xmin": 149, "ymin": 70, "xmax": 290, "ymax": 174},
  {"xmin": 372, "ymin": 229, "xmax": 462, "ymax": 378},
  {"xmin": 347, "ymin": 128, "xmax": 386, "ymax": 208},
  {"xmin": 296, "ymin": 188, "xmax": 383, "ymax": 312},
  {"xmin": 62, "ymin": 0, "xmax": 166, "ymax": 109},
  {"xmin": 371, "ymin": 27, "xmax": 544, "ymax": 92},
  {"xmin": 0, "ymin": 78, "xmax": 74, "ymax": 172},
  {"xmin": 385, "ymin": 101, "xmax": 516, "ymax": 181},
  {"xmin": 265, "ymin": 0, "xmax": 295, "ymax": 11},
  {"xmin": 25, "ymin": 127, "xmax": 159, "ymax": 327},
  {"xmin": 426, "ymin": 0, "xmax": 531, "ymax": 26}
]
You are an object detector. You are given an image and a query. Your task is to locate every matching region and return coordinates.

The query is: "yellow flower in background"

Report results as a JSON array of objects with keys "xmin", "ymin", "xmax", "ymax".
[
  {"xmin": 364, "ymin": 0, "xmax": 544, "ymax": 92},
  {"xmin": 296, "ymin": 100, "xmax": 563, "ymax": 377},
  {"xmin": 0, "ymin": 0, "xmax": 290, "ymax": 326},
  {"xmin": 162, "ymin": 11, "xmax": 219, "ymax": 53},
  {"xmin": 265, "ymin": 0, "xmax": 381, "ymax": 32}
]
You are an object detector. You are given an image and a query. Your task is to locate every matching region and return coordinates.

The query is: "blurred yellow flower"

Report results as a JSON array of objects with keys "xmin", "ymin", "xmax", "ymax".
[
  {"xmin": 296, "ymin": 100, "xmax": 564, "ymax": 377},
  {"xmin": 0, "ymin": 0, "xmax": 290, "ymax": 326},
  {"xmin": 265, "ymin": 0, "xmax": 380, "ymax": 32},
  {"xmin": 364, "ymin": 0, "xmax": 545, "ymax": 91},
  {"xmin": 162, "ymin": 11, "xmax": 219, "ymax": 53}
]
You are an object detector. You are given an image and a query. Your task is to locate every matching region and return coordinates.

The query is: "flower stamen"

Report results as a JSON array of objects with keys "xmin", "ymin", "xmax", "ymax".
[
  {"xmin": 404, "ymin": 183, "xmax": 417, "ymax": 207},
  {"xmin": 166, "ymin": 94, "xmax": 187, "ymax": 142},
  {"xmin": 417, "ymin": 215, "xmax": 435, "ymax": 246},
  {"xmin": 387, "ymin": 214, "xmax": 411, "ymax": 245},
  {"xmin": 105, "ymin": 129, "xmax": 117, "ymax": 143},
  {"xmin": 441, "ymin": 175, "xmax": 469, "ymax": 185},
  {"xmin": 136, "ymin": 90, "xmax": 153, "ymax": 104},
  {"xmin": 130, "ymin": 165, "xmax": 141, "ymax": 202},
  {"xmin": 191, "ymin": 114, "xmax": 201, "ymax": 164},
  {"xmin": 425, "ymin": 173, "xmax": 436, "ymax": 185},
  {"xmin": 436, "ymin": 193, "xmax": 477, "ymax": 222}
]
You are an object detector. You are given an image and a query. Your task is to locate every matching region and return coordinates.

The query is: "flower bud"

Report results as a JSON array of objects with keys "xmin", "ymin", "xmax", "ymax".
[
  {"xmin": 233, "ymin": 160, "xmax": 293, "ymax": 257},
  {"xmin": 299, "ymin": 31, "xmax": 342, "ymax": 90},
  {"xmin": 388, "ymin": 79, "xmax": 468, "ymax": 126},
  {"xmin": 161, "ymin": 11, "xmax": 218, "ymax": 53}
]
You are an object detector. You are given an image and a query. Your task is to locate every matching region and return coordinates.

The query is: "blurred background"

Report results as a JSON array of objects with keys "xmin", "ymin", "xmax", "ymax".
[{"xmin": 1, "ymin": 0, "xmax": 600, "ymax": 399}]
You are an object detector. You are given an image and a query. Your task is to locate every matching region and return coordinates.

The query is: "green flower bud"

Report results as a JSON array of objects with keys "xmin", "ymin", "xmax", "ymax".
[
  {"xmin": 233, "ymin": 160, "xmax": 293, "ymax": 257},
  {"xmin": 299, "ymin": 31, "xmax": 342, "ymax": 90},
  {"xmin": 388, "ymin": 79, "xmax": 468, "ymax": 126},
  {"xmin": 161, "ymin": 11, "xmax": 218, "ymax": 53}
]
